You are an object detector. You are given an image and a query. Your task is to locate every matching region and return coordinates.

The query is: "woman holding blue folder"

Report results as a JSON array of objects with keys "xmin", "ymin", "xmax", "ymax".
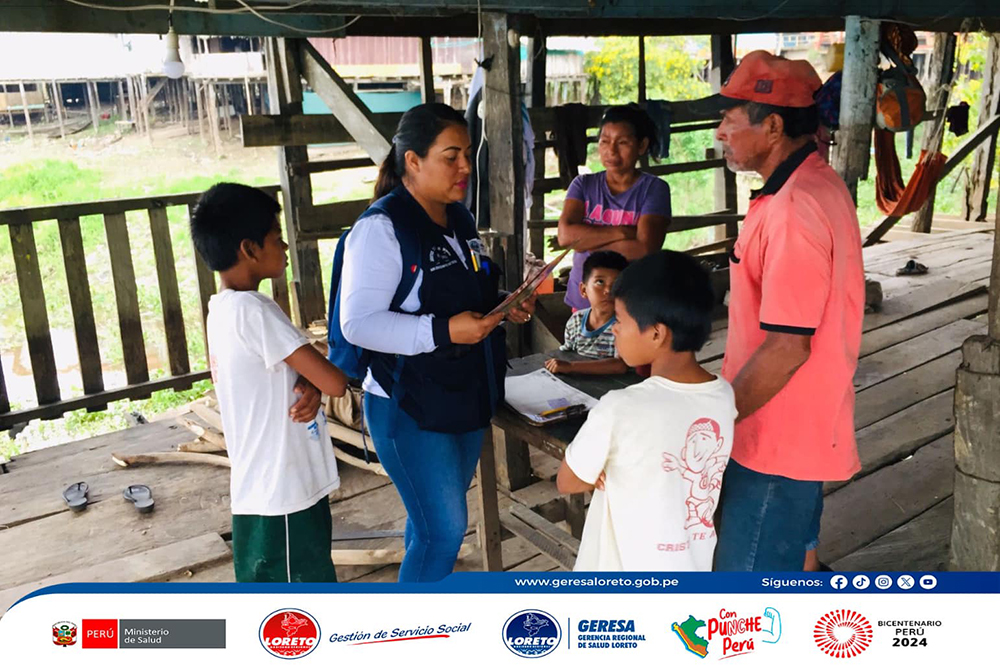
[{"xmin": 338, "ymin": 103, "xmax": 535, "ymax": 582}]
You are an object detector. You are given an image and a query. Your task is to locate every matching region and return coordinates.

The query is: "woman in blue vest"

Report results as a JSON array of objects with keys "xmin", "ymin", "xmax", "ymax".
[{"xmin": 339, "ymin": 103, "xmax": 534, "ymax": 582}]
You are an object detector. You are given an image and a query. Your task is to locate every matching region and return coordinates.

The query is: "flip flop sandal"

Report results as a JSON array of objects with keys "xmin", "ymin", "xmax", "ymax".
[
  {"xmin": 896, "ymin": 259, "xmax": 929, "ymax": 276},
  {"xmin": 62, "ymin": 481, "xmax": 89, "ymax": 512},
  {"xmin": 123, "ymin": 484, "xmax": 155, "ymax": 514}
]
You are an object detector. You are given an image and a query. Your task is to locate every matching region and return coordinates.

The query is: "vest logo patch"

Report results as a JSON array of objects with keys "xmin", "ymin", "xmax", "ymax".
[{"xmin": 428, "ymin": 244, "xmax": 458, "ymax": 272}]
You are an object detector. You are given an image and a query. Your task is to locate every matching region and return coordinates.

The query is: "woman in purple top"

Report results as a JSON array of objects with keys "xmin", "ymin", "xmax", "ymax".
[{"xmin": 557, "ymin": 104, "xmax": 672, "ymax": 310}]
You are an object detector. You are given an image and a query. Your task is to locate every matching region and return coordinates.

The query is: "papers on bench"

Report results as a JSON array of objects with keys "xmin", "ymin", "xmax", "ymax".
[{"xmin": 504, "ymin": 368, "xmax": 599, "ymax": 426}]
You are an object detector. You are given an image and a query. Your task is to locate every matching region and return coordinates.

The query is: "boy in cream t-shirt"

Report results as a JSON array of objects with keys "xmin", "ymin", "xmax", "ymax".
[
  {"xmin": 192, "ymin": 183, "xmax": 349, "ymax": 583},
  {"xmin": 557, "ymin": 251, "xmax": 737, "ymax": 571}
]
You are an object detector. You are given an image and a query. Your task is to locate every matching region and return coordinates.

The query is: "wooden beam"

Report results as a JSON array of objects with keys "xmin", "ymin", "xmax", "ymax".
[
  {"xmin": 0, "ymin": 188, "xmax": 278, "ymax": 226},
  {"xmin": 912, "ymin": 32, "xmax": 957, "ymax": 233},
  {"xmin": 965, "ymin": 34, "xmax": 1000, "ymax": 222},
  {"xmin": 419, "ymin": 36, "xmax": 435, "ymax": 103},
  {"xmin": 833, "ymin": 16, "xmax": 880, "ymax": 200},
  {"xmin": 0, "ymin": 372, "xmax": 210, "ymax": 430},
  {"xmin": 244, "ymin": 103, "xmax": 722, "ymax": 149},
  {"xmin": 299, "ymin": 40, "xmax": 391, "ymax": 164},
  {"xmin": 143, "ymin": 78, "xmax": 168, "ymax": 112}
]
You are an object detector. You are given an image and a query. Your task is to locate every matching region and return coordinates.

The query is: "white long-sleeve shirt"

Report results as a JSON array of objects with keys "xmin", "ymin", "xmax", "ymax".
[{"xmin": 339, "ymin": 213, "xmax": 467, "ymax": 397}]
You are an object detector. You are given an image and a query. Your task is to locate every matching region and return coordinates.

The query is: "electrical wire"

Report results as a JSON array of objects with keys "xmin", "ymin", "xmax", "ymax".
[
  {"xmin": 233, "ymin": 0, "xmax": 362, "ymax": 34},
  {"xmin": 61, "ymin": 0, "xmax": 315, "ymax": 14},
  {"xmin": 61, "ymin": 0, "xmax": 361, "ymax": 35}
]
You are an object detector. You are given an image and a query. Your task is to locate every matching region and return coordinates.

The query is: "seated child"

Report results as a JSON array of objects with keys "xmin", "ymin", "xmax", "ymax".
[
  {"xmin": 545, "ymin": 250, "xmax": 629, "ymax": 376},
  {"xmin": 191, "ymin": 183, "xmax": 349, "ymax": 583},
  {"xmin": 556, "ymin": 250, "xmax": 737, "ymax": 571}
]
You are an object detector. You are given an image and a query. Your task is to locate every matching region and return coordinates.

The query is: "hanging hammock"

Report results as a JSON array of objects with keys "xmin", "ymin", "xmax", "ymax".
[{"xmin": 873, "ymin": 127, "xmax": 947, "ymax": 217}]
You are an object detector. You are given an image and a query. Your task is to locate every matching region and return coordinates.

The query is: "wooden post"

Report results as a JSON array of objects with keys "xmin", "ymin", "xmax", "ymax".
[
  {"xmin": 52, "ymin": 80, "xmax": 65, "ymax": 139},
  {"xmin": 195, "ymin": 81, "xmax": 206, "ymax": 144},
  {"xmin": 833, "ymin": 16, "xmax": 881, "ymax": 201},
  {"xmin": 911, "ymin": 32, "xmax": 957, "ymax": 233},
  {"xmin": 42, "ymin": 82, "xmax": 52, "ymax": 123},
  {"xmin": 950, "ymin": 201, "xmax": 1000, "ymax": 570},
  {"xmin": 710, "ymin": 34, "xmax": 738, "ymax": 240},
  {"xmin": 206, "ymin": 82, "xmax": 223, "ymax": 155},
  {"xmin": 476, "ymin": 428, "xmax": 504, "ymax": 571},
  {"xmin": 529, "ymin": 31, "xmax": 547, "ymax": 259},
  {"xmin": 244, "ymin": 77, "xmax": 253, "ymax": 116},
  {"xmin": 182, "ymin": 78, "xmax": 190, "ymax": 132},
  {"xmin": 965, "ymin": 34, "xmax": 1000, "ymax": 222},
  {"xmin": 116, "ymin": 79, "xmax": 126, "ymax": 120},
  {"xmin": 637, "ymin": 35, "xmax": 647, "ymax": 104},
  {"xmin": 221, "ymin": 84, "xmax": 233, "ymax": 137},
  {"xmin": 88, "ymin": 81, "xmax": 101, "ymax": 134},
  {"xmin": 530, "ymin": 32, "xmax": 547, "ymax": 108},
  {"xmin": 419, "ymin": 36, "xmax": 435, "ymax": 103},
  {"xmin": 18, "ymin": 82, "xmax": 34, "ymax": 141},
  {"xmin": 125, "ymin": 76, "xmax": 135, "ymax": 127},
  {"xmin": 266, "ymin": 37, "xmax": 326, "ymax": 327},
  {"xmin": 483, "ymin": 12, "xmax": 532, "ymax": 491},
  {"xmin": 141, "ymin": 75, "xmax": 153, "ymax": 143}
]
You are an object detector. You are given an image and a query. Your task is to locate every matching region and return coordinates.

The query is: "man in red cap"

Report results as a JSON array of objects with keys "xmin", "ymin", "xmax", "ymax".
[{"xmin": 703, "ymin": 51, "xmax": 865, "ymax": 571}]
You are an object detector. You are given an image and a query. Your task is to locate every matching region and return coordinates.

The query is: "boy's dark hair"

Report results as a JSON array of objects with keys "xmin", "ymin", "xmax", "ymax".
[
  {"xmin": 611, "ymin": 250, "xmax": 714, "ymax": 352},
  {"xmin": 582, "ymin": 250, "xmax": 628, "ymax": 282},
  {"xmin": 190, "ymin": 183, "xmax": 281, "ymax": 271},
  {"xmin": 744, "ymin": 101, "xmax": 819, "ymax": 139}
]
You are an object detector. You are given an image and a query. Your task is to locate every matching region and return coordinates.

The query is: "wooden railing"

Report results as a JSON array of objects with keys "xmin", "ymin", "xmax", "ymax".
[{"xmin": 0, "ymin": 186, "xmax": 282, "ymax": 429}]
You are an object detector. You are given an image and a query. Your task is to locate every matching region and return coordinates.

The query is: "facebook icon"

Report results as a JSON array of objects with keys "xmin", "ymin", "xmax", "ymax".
[{"xmin": 830, "ymin": 575, "xmax": 849, "ymax": 590}]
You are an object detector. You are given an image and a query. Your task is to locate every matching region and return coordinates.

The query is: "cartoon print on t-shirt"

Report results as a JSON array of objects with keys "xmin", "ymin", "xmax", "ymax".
[{"xmin": 662, "ymin": 418, "xmax": 728, "ymax": 529}]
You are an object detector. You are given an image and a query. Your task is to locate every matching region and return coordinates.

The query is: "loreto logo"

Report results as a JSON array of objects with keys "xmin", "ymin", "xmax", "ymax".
[
  {"xmin": 502, "ymin": 609, "xmax": 561, "ymax": 658},
  {"xmin": 52, "ymin": 622, "xmax": 77, "ymax": 647},
  {"xmin": 259, "ymin": 609, "xmax": 321, "ymax": 659},
  {"xmin": 814, "ymin": 610, "xmax": 873, "ymax": 658}
]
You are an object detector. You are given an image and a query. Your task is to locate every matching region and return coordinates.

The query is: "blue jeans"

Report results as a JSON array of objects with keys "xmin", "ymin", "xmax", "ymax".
[
  {"xmin": 715, "ymin": 459, "xmax": 824, "ymax": 571},
  {"xmin": 364, "ymin": 392, "xmax": 484, "ymax": 582}
]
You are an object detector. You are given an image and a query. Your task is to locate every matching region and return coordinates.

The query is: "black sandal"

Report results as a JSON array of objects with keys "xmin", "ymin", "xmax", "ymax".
[
  {"xmin": 62, "ymin": 481, "xmax": 89, "ymax": 512},
  {"xmin": 896, "ymin": 259, "xmax": 929, "ymax": 276},
  {"xmin": 123, "ymin": 484, "xmax": 155, "ymax": 514}
]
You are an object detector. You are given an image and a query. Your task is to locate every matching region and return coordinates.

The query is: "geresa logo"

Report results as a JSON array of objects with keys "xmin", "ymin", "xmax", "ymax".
[
  {"xmin": 503, "ymin": 609, "xmax": 561, "ymax": 658},
  {"xmin": 259, "ymin": 609, "xmax": 321, "ymax": 659}
]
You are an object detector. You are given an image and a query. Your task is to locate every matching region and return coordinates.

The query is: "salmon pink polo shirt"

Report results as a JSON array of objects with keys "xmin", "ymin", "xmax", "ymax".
[{"xmin": 721, "ymin": 143, "xmax": 865, "ymax": 482}]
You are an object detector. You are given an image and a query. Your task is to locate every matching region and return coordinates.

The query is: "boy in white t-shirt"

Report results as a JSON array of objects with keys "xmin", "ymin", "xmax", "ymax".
[
  {"xmin": 191, "ymin": 183, "xmax": 349, "ymax": 582},
  {"xmin": 557, "ymin": 250, "xmax": 737, "ymax": 571}
]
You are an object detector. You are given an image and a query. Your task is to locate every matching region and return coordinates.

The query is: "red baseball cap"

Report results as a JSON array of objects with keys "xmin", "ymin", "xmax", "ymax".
[{"xmin": 688, "ymin": 50, "xmax": 822, "ymax": 117}]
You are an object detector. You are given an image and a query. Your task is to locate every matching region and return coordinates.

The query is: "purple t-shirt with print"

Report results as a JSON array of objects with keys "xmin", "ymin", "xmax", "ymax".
[{"xmin": 563, "ymin": 172, "xmax": 671, "ymax": 310}]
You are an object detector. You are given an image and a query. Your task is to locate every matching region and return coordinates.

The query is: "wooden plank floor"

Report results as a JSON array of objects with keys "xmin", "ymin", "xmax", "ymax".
[{"xmin": 0, "ymin": 226, "xmax": 991, "ymax": 605}]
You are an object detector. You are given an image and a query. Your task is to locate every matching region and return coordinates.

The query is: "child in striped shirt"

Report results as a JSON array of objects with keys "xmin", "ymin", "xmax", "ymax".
[{"xmin": 546, "ymin": 251, "xmax": 629, "ymax": 376}]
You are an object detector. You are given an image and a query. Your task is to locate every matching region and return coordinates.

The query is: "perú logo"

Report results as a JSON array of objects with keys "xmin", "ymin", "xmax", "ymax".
[
  {"xmin": 813, "ymin": 610, "xmax": 873, "ymax": 658},
  {"xmin": 259, "ymin": 609, "xmax": 321, "ymax": 659}
]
